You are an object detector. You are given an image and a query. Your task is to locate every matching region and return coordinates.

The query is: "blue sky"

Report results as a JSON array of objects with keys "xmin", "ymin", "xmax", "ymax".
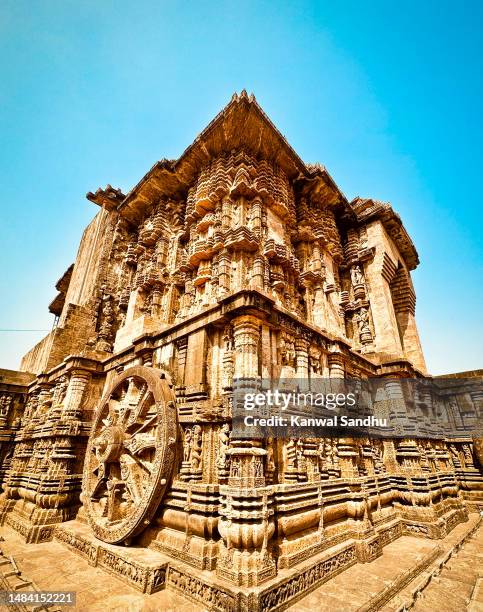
[{"xmin": 0, "ymin": 0, "xmax": 482, "ymax": 374}]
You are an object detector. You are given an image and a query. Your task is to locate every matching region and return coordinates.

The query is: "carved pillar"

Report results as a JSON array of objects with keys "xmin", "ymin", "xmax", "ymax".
[
  {"xmin": 312, "ymin": 243, "xmax": 323, "ymax": 272},
  {"xmin": 62, "ymin": 370, "xmax": 90, "ymax": 420},
  {"xmin": 221, "ymin": 196, "xmax": 232, "ymax": 229},
  {"xmin": 218, "ymin": 251, "xmax": 231, "ymax": 296},
  {"xmin": 217, "ymin": 441, "xmax": 276, "ymax": 586},
  {"xmin": 0, "ymin": 394, "xmax": 12, "ymax": 428},
  {"xmin": 328, "ymin": 350, "xmax": 345, "ymax": 379},
  {"xmin": 302, "ymin": 279, "xmax": 314, "ymax": 324},
  {"xmin": 217, "ymin": 316, "xmax": 275, "ymax": 585},
  {"xmin": 251, "ymin": 255, "xmax": 265, "ymax": 290},
  {"xmin": 221, "ymin": 324, "xmax": 234, "ymax": 393},
  {"xmin": 295, "ymin": 339, "xmax": 309, "ymax": 378},
  {"xmin": 232, "ymin": 315, "xmax": 260, "ymax": 381},
  {"xmin": 295, "ymin": 338, "xmax": 309, "ymax": 393},
  {"xmin": 150, "ymin": 287, "xmax": 162, "ymax": 318},
  {"xmin": 249, "ymin": 198, "xmax": 263, "ymax": 236}
]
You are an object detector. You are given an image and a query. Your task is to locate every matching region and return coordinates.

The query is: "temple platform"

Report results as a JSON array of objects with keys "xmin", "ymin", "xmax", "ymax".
[{"xmin": 0, "ymin": 514, "xmax": 480, "ymax": 611}]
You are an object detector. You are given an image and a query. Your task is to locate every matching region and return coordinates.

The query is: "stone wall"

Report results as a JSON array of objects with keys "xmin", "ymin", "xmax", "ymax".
[{"xmin": 0, "ymin": 92, "xmax": 481, "ymax": 609}]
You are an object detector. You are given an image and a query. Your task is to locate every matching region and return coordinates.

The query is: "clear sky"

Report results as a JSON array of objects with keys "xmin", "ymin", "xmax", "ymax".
[{"xmin": 1, "ymin": 1, "xmax": 482, "ymax": 375}]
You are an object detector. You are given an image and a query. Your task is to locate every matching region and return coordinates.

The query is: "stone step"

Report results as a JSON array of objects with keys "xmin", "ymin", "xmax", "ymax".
[
  {"xmin": 411, "ymin": 590, "xmax": 468, "ymax": 612},
  {"xmin": 468, "ymin": 577, "xmax": 483, "ymax": 612},
  {"xmin": 393, "ymin": 520, "xmax": 483, "ymax": 612},
  {"xmin": 7, "ymin": 574, "xmax": 33, "ymax": 590},
  {"xmin": 430, "ymin": 575, "xmax": 474, "ymax": 598},
  {"xmin": 13, "ymin": 581, "xmax": 34, "ymax": 590},
  {"xmin": 442, "ymin": 568, "xmax": 480, "ymax": 585}
]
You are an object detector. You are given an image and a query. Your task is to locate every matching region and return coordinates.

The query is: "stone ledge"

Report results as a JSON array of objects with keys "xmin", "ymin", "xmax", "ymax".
[
  {"xmin": 356, "ymin": 546, "xmax": 441, "ymax": 612},
  {"xmin": 54, "ymin": 521, "xmax": 169, "ymax": 594},
  {"xmin": 5, "ymin": 515, "xmax": 54, "ymax": 545},
  {"xmin": 50, "ymin": 511, "xmax": 477, "ymax": 611},
  {"xmin": 390, "ymin": 515, "xmax": 483, "ymax": 612}
]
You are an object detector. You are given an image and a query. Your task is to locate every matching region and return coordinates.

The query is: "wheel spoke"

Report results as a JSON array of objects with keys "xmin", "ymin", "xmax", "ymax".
[
  {"xmin": 90, "ymin": 462, "xmax": 107, "ymax": 499},
  {"xmin": 130, "ymin": 413, "xmax": 157, "ymax": 435},
  {"xmin": 123, "ymin": 445, "xmax": 154, "ymax": 474}
]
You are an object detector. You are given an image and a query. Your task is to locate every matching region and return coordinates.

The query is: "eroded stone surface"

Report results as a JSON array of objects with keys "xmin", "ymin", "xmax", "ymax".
[{"xmin": 0, "ymin": 92, "xmax": 481, "ymax": 610}]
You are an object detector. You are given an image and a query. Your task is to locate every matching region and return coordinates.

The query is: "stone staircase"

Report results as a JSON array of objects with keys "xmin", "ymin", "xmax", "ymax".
[
  {"xmin": 290, "ymin": 514, "xmax": 482, "ymax": 612},
  {"xmin": 400, "ymin": 528, "xmax": 482, "ymax": 612},
  {"xmin": 0, "ymin": 537, "xmax": 61, "ymax": 612}
]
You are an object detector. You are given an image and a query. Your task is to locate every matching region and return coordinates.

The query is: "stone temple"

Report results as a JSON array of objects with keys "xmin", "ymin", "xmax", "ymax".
[{"xmin": 0, "ymin": 92, "xmax": 481, "ymax": 611}]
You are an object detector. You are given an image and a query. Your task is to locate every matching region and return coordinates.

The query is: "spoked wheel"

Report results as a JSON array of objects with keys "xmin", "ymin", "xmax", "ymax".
[{"xmin": 82, "ymin": 366, "xmax": 177, "ymax": 544}]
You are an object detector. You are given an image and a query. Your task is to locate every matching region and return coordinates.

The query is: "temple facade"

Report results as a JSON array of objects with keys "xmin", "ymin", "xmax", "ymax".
[{"xmin": 0, "ymin": 92, "xmax": 481, "ymax": 611}]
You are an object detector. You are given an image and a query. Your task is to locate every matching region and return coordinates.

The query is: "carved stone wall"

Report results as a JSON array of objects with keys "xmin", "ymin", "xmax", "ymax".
[{"xmin": 0, "ymin": 92, "xmax": 481, "ymax": 610}]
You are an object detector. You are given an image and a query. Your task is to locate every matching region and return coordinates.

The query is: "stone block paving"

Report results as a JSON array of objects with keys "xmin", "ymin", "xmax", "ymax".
[
  {"xmin": 0, "ymin": 526, "xmax": 198, "ymax": 612},
  {"xmin": 0, "ymin": 516, "xmax": 481, "ymax": 612}
]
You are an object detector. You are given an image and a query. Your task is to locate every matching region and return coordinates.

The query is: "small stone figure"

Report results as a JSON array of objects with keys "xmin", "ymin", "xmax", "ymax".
[
  {"xmin": 217, "ymin": 424, "xmax": 230, "ymax": 471},
  {"xmin": 183, "ymin": 428, "xmax": 192, "ymax": 463},
  {"xmin": 266, "ymin": 437, "xmax": 276, "ymax": 473},
  {"xmin": 191, "ymin": 425, "xmax": 203, "ymax": 471},
  {"xmin": 356, "ymin": 307, "xmax": 370, "ymax": 333},
  {"xmin": 351, "ymin": 265, "xmax": 365, "ymax": 287},
  {"xmin": 97, "ymin": 297, "xmax": 116, "ymax": 352}
]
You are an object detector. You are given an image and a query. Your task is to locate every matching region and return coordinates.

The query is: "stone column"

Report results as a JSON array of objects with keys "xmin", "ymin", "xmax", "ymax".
[
  {"xmin": 62, "ymin": 370, "xmax": 90, "ymax": 420},
  {"xmin": 312, "ymin": 243, "xmax": 323, "ymax": 272},
  {"xmin": 295, "ymin": 338, "xmax": 309, "ymax": 392},
  {"xmin": 295, "ymin": 339, "xmax": 309, "ymax": 377},
  {"xmin": 231, "ymin": 315, "xmax": 261, "ymax": 434},
  {"xmin": 249, "ymin": 197, "xmax": 263, "ymax": 236},
  {"xmin": 217, "ymin": 250, "xmax": 231, "ymax": 296},
  {"xmin": 328, "ymin": 350, "xmax": 345, "ymax": 379},
  {"xmin": 217, "ymin": 316, "xmax": 275, "ymax": 585},
  {"xmin": 217, "ymin": 442, "xmax": 276, "ymax": 586},
  {"xmin": 150, "ymin": 287, "xmax": 162, "ymax": 318},
  {"xmin": 302, "ymin": 280, "xmax": 314, "ymax": 324},
  {"xmin": 251, "ymin": 255, "xmax": 265, "ymax": 290},
  {"xmin": 221, "ymin": 196, "xmax": 232, "ymax": 229},
  {"xmin": 232, "ymin": 315, "xmax": 260, "ymax": 382}
]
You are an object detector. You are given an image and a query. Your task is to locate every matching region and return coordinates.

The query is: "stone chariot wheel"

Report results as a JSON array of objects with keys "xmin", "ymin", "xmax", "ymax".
[{"xmin": 83, "ymin": 366, "xmax": 177, "ymax": 544}]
